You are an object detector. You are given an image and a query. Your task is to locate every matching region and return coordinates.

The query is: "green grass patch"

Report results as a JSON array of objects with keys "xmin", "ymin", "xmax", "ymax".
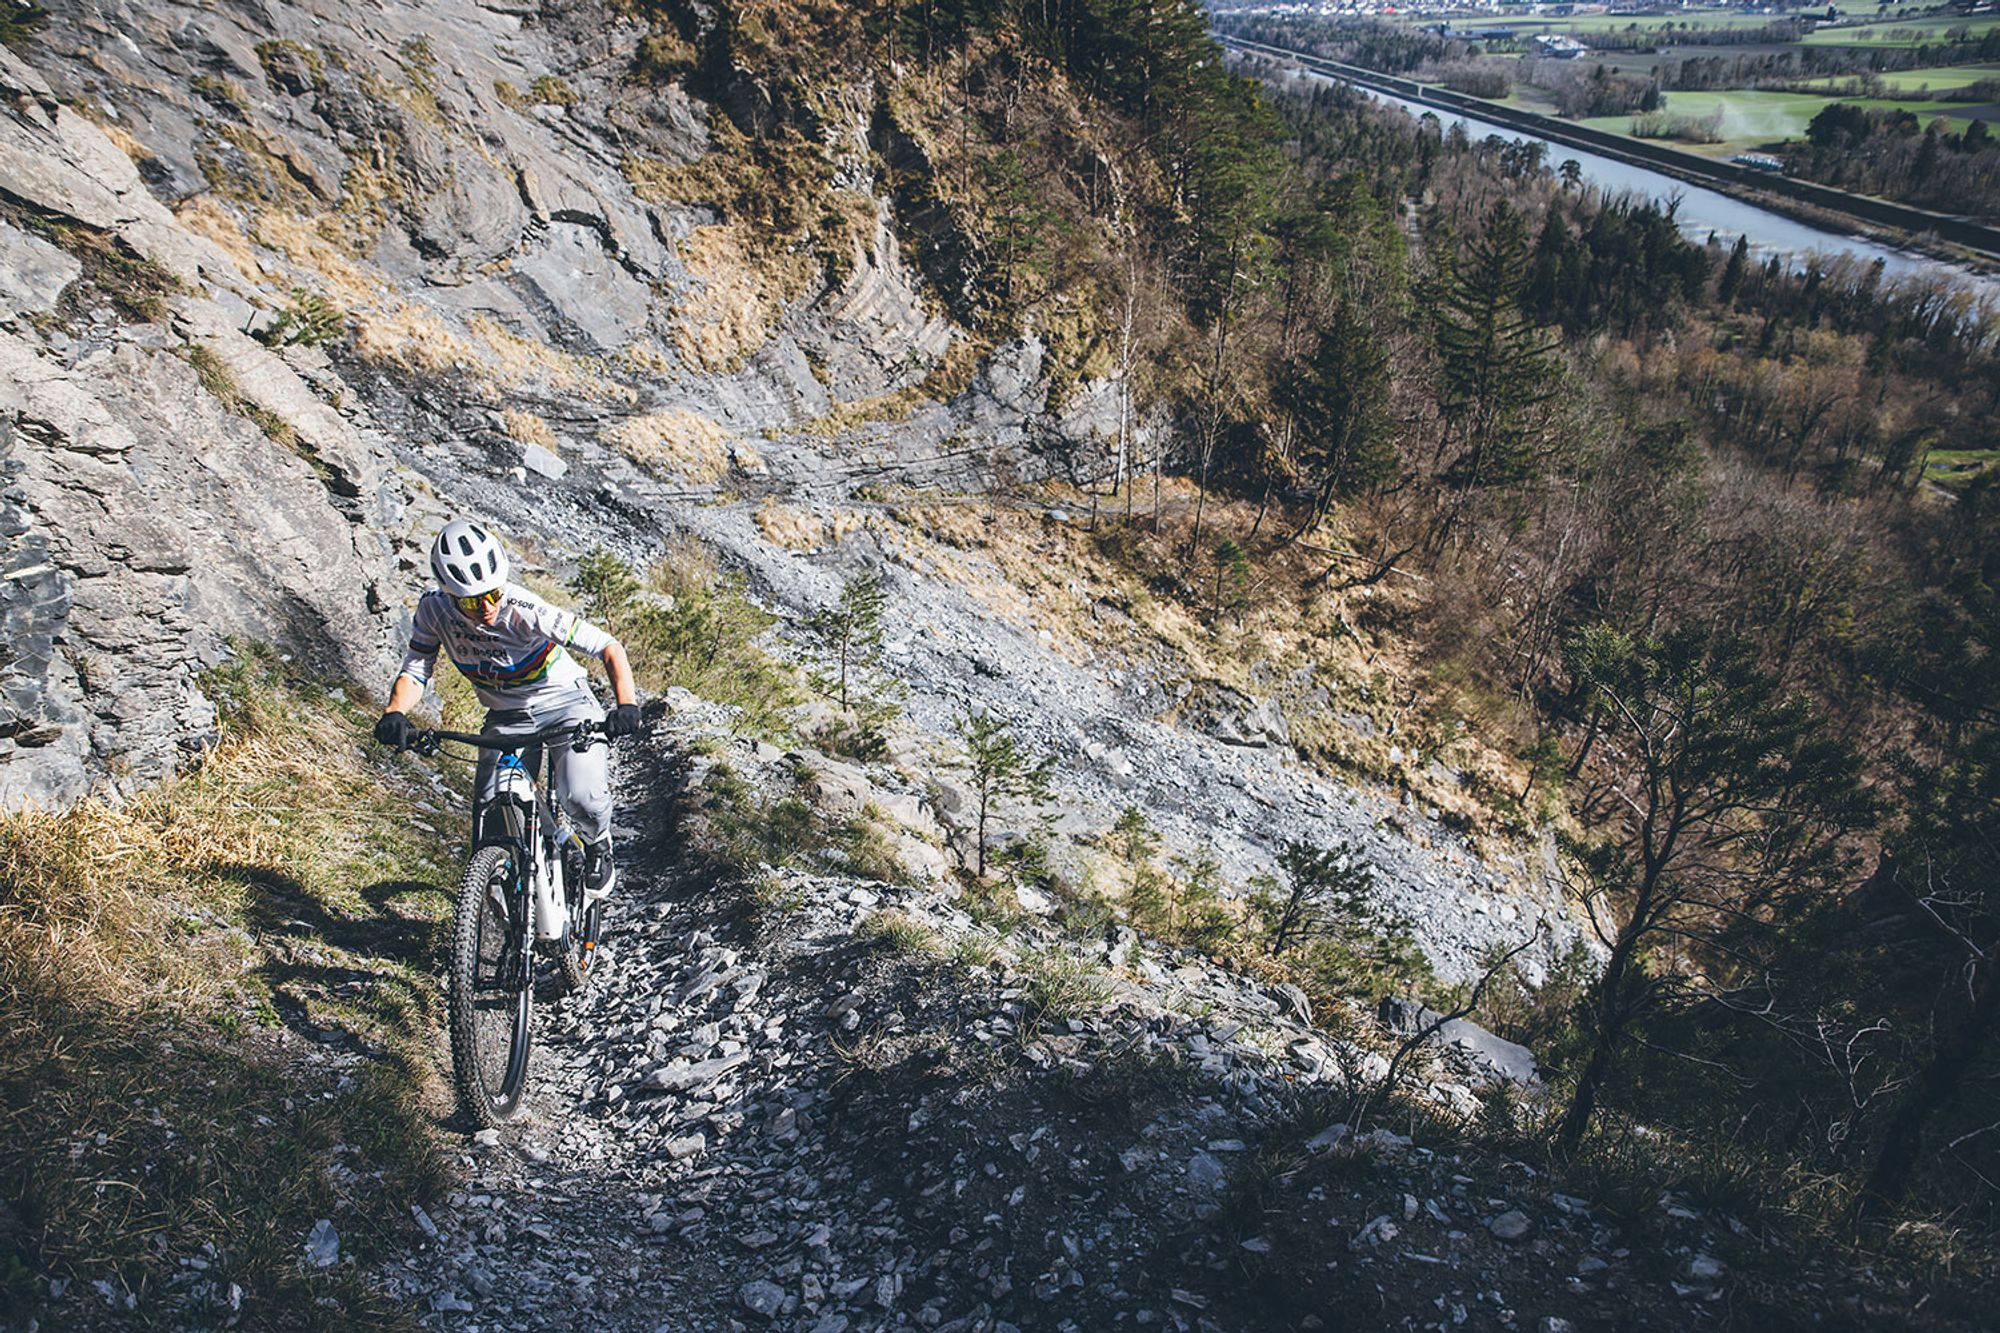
[
  {"xmin": 1803, "ymin": 63, "xmax": 2000, "ymax": 93},
  {"xmin": 1923, "ymin": 447, "xmax": 1998, "ymax": 490},
  {"xmin": 1804, "ymin": 14, "xmax": 2000, "ymax": 46},
  {"xmin": 1020, "ymin": 948, "xmax": 1113, "ymax": 1033},
  {"xmin": 858, "ymin": 908, "xmax": 944, "ymax": 956},
  {"xmin": 1579, "ymin": 89, "xmax": 1966, "ymax": 151},
  {"xmin": 0, "ymin": 645, "xmax": 460, "ymax": 1329}
]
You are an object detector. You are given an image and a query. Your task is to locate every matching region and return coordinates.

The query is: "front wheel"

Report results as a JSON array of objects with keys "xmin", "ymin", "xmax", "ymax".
[{"xmin": 450, "ymin": 845, "xmax": 533, "ymax": 1127}]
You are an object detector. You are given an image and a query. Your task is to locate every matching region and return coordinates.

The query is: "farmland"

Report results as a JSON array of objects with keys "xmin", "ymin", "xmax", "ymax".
[
  {"xmin": 1218, "ymin": 6, "xmax": 2000, "ymax": 215},
  {"xmin": 1577, "ymin": 89, "xmax": 1979, "ymax": 155},
  {"xmin": 1803, "ymin": 62, "xmax": 2000, "ymax": 91},
  {"xmin": 1802, "ymin": 13, "xmax": 2000, "ymax": 45}
]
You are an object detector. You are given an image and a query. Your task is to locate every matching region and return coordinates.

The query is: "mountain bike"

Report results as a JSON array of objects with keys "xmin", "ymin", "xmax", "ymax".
[{"xmin": 399, "ymin": 719, "xmax": 620, "ymax": 1127}]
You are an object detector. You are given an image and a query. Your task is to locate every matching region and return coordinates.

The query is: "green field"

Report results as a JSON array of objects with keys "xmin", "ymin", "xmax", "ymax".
[
  {"xmin": 1803, "ymin": 63, "xmax": 2000, "ymax": 93},
  {"xmin": 1454, "ymin": 11, "xmax": 1786, "ymax": 34},
  {"xmin": 1578, "ymin": 88, "xmax": 1971, "ymax": 153},
  {"xmin": 1924, "ymin": 448, "xmax": 1999, "ymax": 491},
  {"xmin": 1803, "ymin": 13, "xmax": 2000, "ymax": 46},
  {"xmin": 1442, "ymin": 5, "xmax": 1943, "ymax": 39}
]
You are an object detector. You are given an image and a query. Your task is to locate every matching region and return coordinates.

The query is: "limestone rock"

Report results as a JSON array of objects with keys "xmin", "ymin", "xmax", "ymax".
[
  {"xmin": 1378, "ymin": 996, "xmax": 1541, "ymax": 1087},
  {"xmin": 0, "ymin": 223, "xmax": 79, "ymax": 321}
]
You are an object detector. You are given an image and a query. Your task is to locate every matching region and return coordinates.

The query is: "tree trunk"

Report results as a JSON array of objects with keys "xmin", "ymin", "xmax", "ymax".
[
  {"xmin": 1557, "ymin": 922, "xmax": 1644, "ymax": 1156},
  {"xmin": 1856, "ymin": 963, "xmax": 1996, "ymax": 1219},
  {"xmin": 1556, "ymin": 998, "xmax": 1628, "ymax": 1157}
]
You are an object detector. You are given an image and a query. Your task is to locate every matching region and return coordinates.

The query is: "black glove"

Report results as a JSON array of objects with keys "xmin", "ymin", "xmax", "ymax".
[
  {"xmin": 605, "ymin": 703, "xmax": 642, "ymax": 738},
  {"xmin": 373, "ymin": 711, "xmax": 412, "ymax": 748}
]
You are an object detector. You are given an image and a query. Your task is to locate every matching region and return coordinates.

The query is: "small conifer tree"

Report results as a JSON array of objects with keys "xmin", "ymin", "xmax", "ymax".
[{"xmin": 955, "ymin": 709, "xmax": 1055, "ymax": 879}]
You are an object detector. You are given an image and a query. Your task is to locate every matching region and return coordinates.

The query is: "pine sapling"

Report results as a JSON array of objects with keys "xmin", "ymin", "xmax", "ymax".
[
  {"xmin": 806, "ymin": 569, "xmax": 889, "ymax": 712},
  {"xmin": 955, "ymin": 709, "xmax": 1055, "ymax": 880}
]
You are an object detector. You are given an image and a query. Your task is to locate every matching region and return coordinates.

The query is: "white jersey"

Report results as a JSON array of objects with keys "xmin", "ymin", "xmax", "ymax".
[{"xmin": 397, "ymin": 583, "xmax": 617, "ymax": 712}]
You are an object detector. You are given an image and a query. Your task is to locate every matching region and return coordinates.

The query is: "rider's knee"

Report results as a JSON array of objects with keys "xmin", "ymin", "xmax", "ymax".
[{"xmin": 566, "ymin": 785, "xmax": 612, "ymax": 831}]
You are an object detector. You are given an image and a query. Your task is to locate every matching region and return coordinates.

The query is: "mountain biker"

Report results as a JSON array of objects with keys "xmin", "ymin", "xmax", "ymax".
[{"xmin": 372, "ymin": 518, "xmax": 640, "ymax": 902}]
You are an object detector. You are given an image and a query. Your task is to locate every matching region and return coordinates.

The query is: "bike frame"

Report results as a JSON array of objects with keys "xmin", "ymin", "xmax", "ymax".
[{"xmin": 413, "ymin": 721, "xmax": 604, "ymax": 993}]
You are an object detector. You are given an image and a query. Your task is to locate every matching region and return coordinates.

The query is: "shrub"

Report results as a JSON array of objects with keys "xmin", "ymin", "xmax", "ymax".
[
  {"xmin": 570, "ymin": 541, "xmax": 798, "ymax": 739},
  {"xmin": 253, "ymin": 288, "xmax": 346, "ymax": 348},
  {"xmin": 695, "ymin": 766, "xmax": 910, "ymax": 887},
  {"xmin": 1022, "ymin": 949, "xmax": 1112, "ymax": 1032}
]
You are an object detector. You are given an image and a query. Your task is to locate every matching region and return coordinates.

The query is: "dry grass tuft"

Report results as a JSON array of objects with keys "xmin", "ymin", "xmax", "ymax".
[
  {"xmin": 898, "ymin": 502, "xmax": 989, "ymax": 550},
  {"xmin": 176, "ymin": 196, "xmax": 267, "ymax": 285},
  {"xmin": 617, "ymin": 340, "xmax": 677, "ymax": 377},
  {"xmin": 468, "ymin": 316, "xmax": 636, "ymax": 403},
  {"xmin": 96, "ymin": 120, "xmax": 154, "ymax": 166},
  {"xmin": 252, "ymin": 210, "xmax": 386, "ymax": 311},
  {"xmin": 756, "ymin": 498, "xmax": 825, "ymax": 550},
  {"xmin": 354, "ymin": 302, "xmax": 479, "ymax": 375},
  {"xmin": 600, "ymin": 408, "xmax": 734, "ymax": 482},
  {"xmin": 673, "ymin": 222, "xmax": 812, "ymax": 373},
  {"xmin": 502, "ymin": 408, "xmax": 557, "ymax": 449},
  {"xmin": 800, "ymin": 384, "xmax": 929, "ymax": 438}
]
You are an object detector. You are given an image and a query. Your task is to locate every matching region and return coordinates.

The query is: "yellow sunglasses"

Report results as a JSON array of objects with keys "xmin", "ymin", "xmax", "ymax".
[{"xmin": 452, "ymin": 588, "xmax": 502, "ymax": 613}]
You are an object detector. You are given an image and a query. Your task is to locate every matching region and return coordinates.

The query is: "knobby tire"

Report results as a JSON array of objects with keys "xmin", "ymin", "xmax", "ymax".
[{"xmin": 450, "ymin": 844, "xmax": 532, "ymax": 1127}]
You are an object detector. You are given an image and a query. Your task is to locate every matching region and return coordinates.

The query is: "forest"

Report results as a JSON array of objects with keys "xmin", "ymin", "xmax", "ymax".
[
  {"xmin": 689, "ymin": 0, "xmax": 2000, "ymax": 1258},
  {"xmin": 837, "ymin": 0, "xmax": 1989, "ymax": 1234},
  {"xmin": 1782, "ymin": 101, "xmax": 2000, "ymax": 216}
]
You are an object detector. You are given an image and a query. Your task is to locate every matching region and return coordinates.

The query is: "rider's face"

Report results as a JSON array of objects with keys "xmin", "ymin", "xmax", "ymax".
[{"xmin": 453, "ymin": 591, "xmax": 503, "ymax": 626}]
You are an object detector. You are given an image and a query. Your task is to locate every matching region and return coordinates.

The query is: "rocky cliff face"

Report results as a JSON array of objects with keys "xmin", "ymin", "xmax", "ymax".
[
  {"xmin": 0, "ymin": 38, "xmax": 407, "ymax": 805},
  {"xmin": 0, "ymin": 0, "xmax": 1120, "ymax": 808},
  {"xmin": 0, "ymin": 0, "xmax": 1567, "ymax": 981}
]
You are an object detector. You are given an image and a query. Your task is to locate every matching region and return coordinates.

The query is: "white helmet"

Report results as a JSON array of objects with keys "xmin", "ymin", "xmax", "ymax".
[{"xmin": 429, "ymin": 518, "xmax": 510, "ymax": 597}]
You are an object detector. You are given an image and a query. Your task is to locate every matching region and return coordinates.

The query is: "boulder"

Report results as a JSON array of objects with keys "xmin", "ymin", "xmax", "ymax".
[
  {"xmin": 789, "ymin": 752, "xmax": 876, "ymax": 817},
  {"xmin": 1378, "ymin": 996, "xmax": 1540, "ymax": 1087},
  {"xmin": 521, "ymin": 442, "xmax": 567, "ymax": 480}
]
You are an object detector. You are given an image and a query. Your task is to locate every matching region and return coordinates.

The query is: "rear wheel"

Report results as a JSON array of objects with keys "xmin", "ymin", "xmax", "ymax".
[{"xmin": 450, "ymin": 845, "xmax": 532, "ymax": 1127}]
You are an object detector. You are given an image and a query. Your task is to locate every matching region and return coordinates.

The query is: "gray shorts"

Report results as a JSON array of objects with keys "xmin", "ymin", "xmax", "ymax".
[{"xmin": 474, "ymin": 688, "xmax": 612, "ymax": 845}]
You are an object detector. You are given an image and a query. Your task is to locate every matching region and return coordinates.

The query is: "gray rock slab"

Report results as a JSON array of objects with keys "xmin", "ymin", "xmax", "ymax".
[
  {"xmin": 509, "ymin": 221, "xmax": 653, "ymax": 352},
  {"xmin": 0, "ymin": 222, "xmax": 79, "ymax": 319}
]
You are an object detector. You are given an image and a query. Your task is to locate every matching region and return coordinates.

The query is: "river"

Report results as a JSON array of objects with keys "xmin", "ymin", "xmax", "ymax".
[{"xmin": 1272, "ymin": 64, "xmax": 2000, "ymax": 304}]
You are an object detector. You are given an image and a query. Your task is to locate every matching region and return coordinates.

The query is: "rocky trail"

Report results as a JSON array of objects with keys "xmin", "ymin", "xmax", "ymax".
[{"xmin": 366, "ymin": 710, "xmax": 1745, "ymax": 1333}]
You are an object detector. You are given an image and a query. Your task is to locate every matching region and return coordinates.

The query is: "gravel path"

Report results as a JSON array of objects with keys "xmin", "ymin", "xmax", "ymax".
[{"xmin": 373, "ymin": 717, "xmax": 1731, "ymax": 1333}]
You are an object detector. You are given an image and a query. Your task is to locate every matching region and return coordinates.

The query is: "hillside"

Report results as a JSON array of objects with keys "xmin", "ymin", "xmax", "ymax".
[{"xmin": 1, "ymin": 0, "xmax": 1995, "ymax": 1329}]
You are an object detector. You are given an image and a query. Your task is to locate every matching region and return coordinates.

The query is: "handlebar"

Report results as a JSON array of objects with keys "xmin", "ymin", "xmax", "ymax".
[{"xmin": 398, "ymin": 719, "xmax": 634, "ymax": 758}]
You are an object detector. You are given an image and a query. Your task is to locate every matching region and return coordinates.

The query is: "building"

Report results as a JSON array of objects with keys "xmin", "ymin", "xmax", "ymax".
[{"xmin": 1533, "ymin": 32, "xmax": 1589, "ymax": 56}]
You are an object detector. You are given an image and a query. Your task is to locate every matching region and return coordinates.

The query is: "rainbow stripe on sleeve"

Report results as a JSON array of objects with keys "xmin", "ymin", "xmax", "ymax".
[{"xmin": 453, "ymin": 639, "xmax": 558, "ymax": 691}]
